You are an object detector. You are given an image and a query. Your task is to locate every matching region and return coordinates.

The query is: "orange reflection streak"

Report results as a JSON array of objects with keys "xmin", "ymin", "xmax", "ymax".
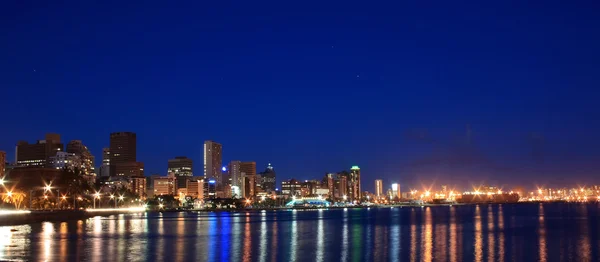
[
  {"xmin": 41, "ymin": 222, "xmax": 54, "ymax": 262},
  {"xmin": 578, "ymin": 205, "xmax": 591, "ymax": 261},
  {"xmin": 538, "ymin": 204, "xmax": 547, "ymax": 262},
  {"xmin": 487, "ymin": 205, "xmax": 495, "ymax": 262},
  {"xmin": 175, "ymin": 215, "xmax": 185, "ymax": 262},
  {"xmin": 498, "ymin": 205, "xmax": 504, "ymax": 262},
  {"xmin": 60, "ymin": 222, "xmax": 67, "ymax": 262},
  {"xmin": 423, "ymin": 207, "xmax": 433, "ymax": 262},
  {"xmin": 474, "ymin": 205, "xmax": 482, "ymax": 262},
  {"xmin": 434, "ymin": 216, "xmax": 447, "ymax": 261},
  {"xmin": 243, "ymin": 215, "xmax": 252, "ymax": 262},
  {"xmin": 449, "ymin": 206, "xmax": 457, "ymax": 262},
  {"xmin": 410, "ymin": 209, "xmax": 417, "ymax": 262}
]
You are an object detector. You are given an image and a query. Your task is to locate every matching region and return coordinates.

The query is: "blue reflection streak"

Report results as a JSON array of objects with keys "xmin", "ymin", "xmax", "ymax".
[{"xmin": 220, "ymin": 214, "xmax": 231, "ymax": 262}]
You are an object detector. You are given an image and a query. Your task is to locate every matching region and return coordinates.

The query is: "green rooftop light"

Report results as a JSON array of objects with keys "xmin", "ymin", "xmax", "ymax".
[{"xmin": 351, "ymin": 166, "xmax": 360, "ymax": 170}]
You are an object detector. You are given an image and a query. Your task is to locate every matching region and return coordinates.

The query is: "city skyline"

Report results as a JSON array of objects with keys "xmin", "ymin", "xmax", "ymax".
[{"xmin": 2, "ymin": 2, "xmax": 600, "ymax": 190}]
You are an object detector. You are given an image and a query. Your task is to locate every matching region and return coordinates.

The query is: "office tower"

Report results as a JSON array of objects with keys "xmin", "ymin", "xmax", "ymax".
[
  {"xmin": 228, "ymin": 160, "xmax": 242, "ymax": 186},
  {"xmin": 259, "ymin": 163, "xmax": 276, "ymax": 193},
  {"xmin": 66, "ymin": 140, "xmax": 95, "ymax": 176},
  {"xmin": 50, "ymin": 151, "xmax": 80, "ymax": 170},
  {"xmin": 203, "ymin": 178, "xmax": 217, "ymax": 199},
  {"xmin": 337, "ymin": 175, "xmax": 348, "ymax": 199},
  {"xmin": 168, "ymin": 156, "xmax": 193, "ymax": 189},
  {"xmin": 153, "ymin": 176, "xmax": 175, "ymax": 196},
  {"xmin": 109, "ymin": 132, "xmax": 142, "ymax": 177},
  {"xmin": 349, "ymin": 166, "xmax": 361, "ymax": 201},
  {"xmin": 100, "ymin": 148, "xmax": 110, "ymax": 177},
  {"xmin": 240, "ymin": 161, "xmax": 256, "ymax": 198},
  {"xmin": 203, "ymin": 140, "xmax": 222, "ymax": 182},
  {"xmin": 375, "ymin": 179, "xmax": 383, "ymax": 198},
  {"xmin": 391, "ymin": 183, "xmax": 401, "ymax": 200},
  {"xmin": 0, "ymin": 151, "xmax": 5, "ymax": 178},
  {"xmin": 281, "ymin": 179, "xmax": 302, "ymax": 197},
  {"xmin": 15, "ymin": 133, "xmax": 63, "ymax": 168},
  {"xmin": 129, "ymin": 176, "xmax": 146, "ymax": 199}
]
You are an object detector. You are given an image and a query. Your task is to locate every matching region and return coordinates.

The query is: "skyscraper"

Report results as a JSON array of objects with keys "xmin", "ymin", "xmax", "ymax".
[
  {"xmin": 100, "ymin": 148, "xmax": 110, "ymax": 177},
  {"xmin": 375, "ymin": 179, "xmax": 383, "ymax": 198},
  {"xmin": 168, "ymin": 156, "xmax": 193, "ymax": 189},
  {"xmin": 15, "ymin": 133, "xmax": 63, "ymax": 168},
  {"xmin": 0, "ymin": 151, "xmax": 5, "ymax": 178},
  {"xmin": 349, "ymin": 166, "xmax": 361, "ymax": 201},
  {"xmin": 228, "ymin": 160, "xmax": 242, "ymax": 198},
  {"xmin": 240, "ymin": 161, "xmax": 256, "ymax": 198},
  {"xmin": 203, "ymin": 140, "xmax": 222, "ymax": 182},
  {"xmin": 66, "ymin": 140, "xmax": 95, "ymax": 176},
  {"xmin": 258, "ymin": 163, "xmax": 276, "ymax": 193},
  {"xmin": 109, "ymin": 132, "xmax": 142, "ymax": 177}
]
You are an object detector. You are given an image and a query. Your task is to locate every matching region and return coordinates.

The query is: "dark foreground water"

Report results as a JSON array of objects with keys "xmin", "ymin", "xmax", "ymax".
[{"xmin": 1, "ymin": 203, "xmax": 600, "ymax": 261}]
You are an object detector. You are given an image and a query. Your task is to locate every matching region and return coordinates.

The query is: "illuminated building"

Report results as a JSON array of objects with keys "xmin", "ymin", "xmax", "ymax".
[
  {"xmin": 203, "ymin": 140, "xmax": 222, "ymax": 182},
  {"xmin": 203, "ymin": 178, "xmax": 217, "ymax": 199},
  {"xmin": 99, "ymin": 148, "xmax": 111, "ymax": 177},
  {"xmin": 349, "ymin": 166, "xmax": 361, "ymax": 201},
  {"xmin": 129, "ymin": 176, "xmax": 146, "ymax": 199},
  {"xmin": 168, "ymin": 156, "xmax": 193, "ymax": 189},
  {"xmin": 109, "ymin": 132, "xmax": 143, "ymax": 177},
  {"xmin": 391, "ymin": 183, "xmax": 401, "ymax": 200},
  {"xmin": 258, "ymin": 163, "xmax": 276, "ymax": 193},
  {"xmin": 282, "ymin": 179, "xmax": 302, "ymax": 197},
  {"xmin": 153, "ymin": 176, "xmax": 175, "ymax": 196},
  {"xmin": 50, "ymin": 152, "xmax": 80, "ymax": 170},
  {"xmin": 325, "ymin": 173, "xmax": 335, "ymax": 198},
  {"xmin": 0, "ymin": 151, "xmax": 6, "ymax": 178},
  {"xmin": 15, "ymin": 133, "xmax": 63, "ymax": 168},
  {"xmin": 375, "ymin": 179, "xmax": 383, "ymax": 198},
  {"xmin": 335, "ymin": 175, "xmax": 348, "ymax": 199},
  {"xmin": 240, "ymin": 161, "xmax": 256, "ymax": 198},
  {"xmin": 66, "ymin": 140, "xmax": 95, "ymax": 177}
]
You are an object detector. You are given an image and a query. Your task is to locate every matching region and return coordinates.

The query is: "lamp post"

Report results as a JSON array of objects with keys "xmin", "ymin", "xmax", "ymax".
[
  {"xmin": 119, "ymin": 195, "xmax": 124, "ymax": 208},
  {"xmin": 94, "ymin": 192, "xmax": 101, "ymax": 209}
]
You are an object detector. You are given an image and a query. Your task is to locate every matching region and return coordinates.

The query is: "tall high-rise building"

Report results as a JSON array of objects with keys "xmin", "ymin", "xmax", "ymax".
[
  {"xmin": 0, "ymin": 151, "xmax": 5, "ymax": 178},
  {"xmin": 227, "ymin": 160, "xmax": 242, "ymax": 198},
  {"xmin": 66, "ymin": 140, "xmax": 95, "ymax": 176},
  {"xmin": 240, "ymin": 161, "xmax": 256, "ymax": 198},
  {"xmin": 109, "ymin": 132, "xmax": 142, "ymax": 177},
  {"xmin": 168, "ymin": 156, "xmax": 193, "ymax": 189},
  {"xmin": 258, "ymin": 163, "xmax": 276, "ymax": 193},
  {"xmin": 349, "ymin": 166, "xmax": 361, "ymax": 201},
  {"xmin": 391, "ymin": 183, "xmax": 401, "ymax": 200},
  {"xmin": 100, "ymin": 148, "xmax": 110, "ymax": 177},
  {"xmin": 375, "ymin": 179, "xmax": 383, "ymax": 198},
  {"xmin": 15, "ymin": 133, "xmax": 63, "ymax": 168},
  {"xmin": 203, "ymin": 141, "xmax": 222, "ymax": 182}
]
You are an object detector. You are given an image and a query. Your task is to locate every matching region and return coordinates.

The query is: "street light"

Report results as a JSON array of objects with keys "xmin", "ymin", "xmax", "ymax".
[
  {"xmin": 119, "ymin": 195, "xmax": 124, "ymax": 208},
  {"xmin": 0, "ymin": 177, "xmax": 5, "ymax": 186},
  {"xmin": 93, "ymin": 192, "xmax": 101, "ymax": 209},
  {"xmin": 7, "ymin": 191, "xmax": 12, "ymax": 197},
  {"xmin": 343, "ymin": 195, "xmax": 347, "ymax": 201}
]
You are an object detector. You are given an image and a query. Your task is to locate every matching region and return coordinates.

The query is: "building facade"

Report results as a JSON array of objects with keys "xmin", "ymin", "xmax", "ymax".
[
  {"xmin": 66, "ymin": 140, "xmax": 95, "ymax": 176},
  {"xmin": 239, "ymin": 161, "xmax": 256, "ymax": 198},
  {"xmin": 129, "ymin": 176, "xmax": 147, "ymax": 199},
  {"xmin": 99, "ymin": 148, "xmax": 110, "ymax": 177},
  {"xmin": 168, "ymin": 156, "xmax": 193, "ymax": 189},
  {"xmin": 203, "ymin": 141, "xmax": 222, "ymax": 183},
  {"xmin": 349, "ymin": 166, "xmax": 361, "ymax": 202},
  {"xmin": 375, "ymin": 179, "xmax": 383, "ymax": 198},
  {"xmin": 281, "ymin": 179, "xmax": 302, "ymax": 198},
  {"xmin": 109, "ymin": 132, "xmax": 143, "ymax": 177},
  {"xmin": 15, "ymin": 133, "xmax": 63, "ymax": 168},
  {"xmin": 153, "ymin": 176, "xmax": 175, "ymax": 196},
  {"xmin": 259, "ymin": 163, "xmax": 276, "ymax": 193},
  {"xmin": 0, "ymin": 151, "xmax": 5, "ymax": 178}
]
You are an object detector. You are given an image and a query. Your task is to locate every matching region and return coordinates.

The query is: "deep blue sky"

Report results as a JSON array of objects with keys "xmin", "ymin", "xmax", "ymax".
[{"xmin": 2, "ymin": 1, "xmax": 600, "ymax": 192}]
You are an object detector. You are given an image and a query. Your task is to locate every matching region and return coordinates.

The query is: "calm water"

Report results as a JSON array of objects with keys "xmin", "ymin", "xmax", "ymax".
[{"xmin": 1, "ymin": 203, "xmax": 600, "ymax": 261}]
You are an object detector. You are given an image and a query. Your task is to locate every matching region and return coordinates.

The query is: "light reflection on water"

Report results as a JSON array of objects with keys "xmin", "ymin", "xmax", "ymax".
[{"xmin": 0, "ymin": 203, "xmax": 599, "ymax": 261}]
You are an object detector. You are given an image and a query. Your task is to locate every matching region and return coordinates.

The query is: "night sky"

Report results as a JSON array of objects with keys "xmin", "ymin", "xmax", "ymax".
[{"xmin": 2, "ymin": 2, "xmax": 600, "ymax": 192}]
